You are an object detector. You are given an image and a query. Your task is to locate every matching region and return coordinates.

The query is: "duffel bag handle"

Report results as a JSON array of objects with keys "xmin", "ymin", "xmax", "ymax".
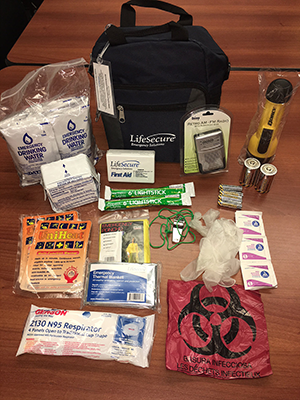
[
  {"xmin": 121, "ymin": 0, "xmax": 193, "ymax": 27},
  {"xmin": 106, "ymin": 21, "xmax": 189, "ymax": 46}
]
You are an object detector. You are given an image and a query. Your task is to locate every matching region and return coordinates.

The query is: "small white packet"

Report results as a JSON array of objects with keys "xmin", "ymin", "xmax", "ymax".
[
  {"xmin": 239, "ymin": 236, "xmax": 271, "ymax": 262},
  {"xmin": 235, "ymin": 210, "xmax": 266, "ymax": 236},
  {"xmin": 241, "ymin": 261, "xmax": 277, "ymax": 290}
]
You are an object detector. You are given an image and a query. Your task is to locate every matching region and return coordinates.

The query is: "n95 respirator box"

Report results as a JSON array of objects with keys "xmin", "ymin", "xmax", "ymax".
[
  {"xmin": 41, "ymin": 154, "xmax": 100, "ymax": 212},
  {"xmin": 106, "ymin": 149, "xmax": 155, "ymax": 183}
]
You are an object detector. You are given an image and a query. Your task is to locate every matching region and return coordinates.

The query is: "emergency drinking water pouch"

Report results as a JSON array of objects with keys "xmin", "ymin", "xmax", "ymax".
[
  {"xmin": 166, "ymin": 280, "xmax": 272, "ymax": 379},
  {"xmin": 17, "ymin": 305, "xmax": 155, "ymax": 368},
  {"xmin": 44, "ymin": 96, "xmax": 93, "ymax": 159},
  {"xmin": 0, "ymin": 112, "xmax": 61, "ymax": 186},
  {"xmin": 0, "ymin": 59, "xmax": 100, "ymax": 186}
]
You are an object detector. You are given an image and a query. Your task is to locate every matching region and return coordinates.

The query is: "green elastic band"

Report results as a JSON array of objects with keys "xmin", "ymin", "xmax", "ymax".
[{"xmin": 149, "ymin": 208, "xmax": 196, "ymax": 250}]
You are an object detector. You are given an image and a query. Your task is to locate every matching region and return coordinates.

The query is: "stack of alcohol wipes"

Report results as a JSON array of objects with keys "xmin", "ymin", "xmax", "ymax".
[{"xmin": 235, "ymin": 211, "xmax": 277, "ymax": 290}]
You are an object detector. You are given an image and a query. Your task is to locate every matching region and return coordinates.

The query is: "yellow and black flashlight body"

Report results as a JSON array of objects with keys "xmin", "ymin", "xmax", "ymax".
[{"xmin": 247, "ymin": 79, "xmax": 293, "ymax": 163}]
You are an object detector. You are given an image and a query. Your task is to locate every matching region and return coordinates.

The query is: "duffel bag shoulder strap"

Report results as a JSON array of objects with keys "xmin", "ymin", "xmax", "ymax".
[{"xmin": 121, "ymin": 0, "xmax": 193, "ymax": 27}]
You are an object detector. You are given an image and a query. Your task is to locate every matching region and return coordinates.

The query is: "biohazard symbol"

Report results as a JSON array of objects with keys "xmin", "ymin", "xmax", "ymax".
[{"xmin": 178, "ymin": 284, "xmax": 256, "ymax": 359}]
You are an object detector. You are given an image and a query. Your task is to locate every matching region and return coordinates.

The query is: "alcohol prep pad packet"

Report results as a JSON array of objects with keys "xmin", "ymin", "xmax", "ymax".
[
  {"xmin": 241, "ymin": 261, "xmax": 278, "ymax": 290},
  {"xmin": 82, "ymin": 262, "xmax": 161, "ymax": 310},
  {"xmin": 17, "ymin": 305, "xmax": 155, "ymax": 368},
  {"xmin": 235, "ymin": 211, "xmax": 265, "ymax": 236}
]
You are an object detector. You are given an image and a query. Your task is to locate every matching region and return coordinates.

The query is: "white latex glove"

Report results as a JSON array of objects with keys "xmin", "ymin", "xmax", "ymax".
[{"xmin": 180, "ymin": 211, "xmax": 243, "ymax": 292}]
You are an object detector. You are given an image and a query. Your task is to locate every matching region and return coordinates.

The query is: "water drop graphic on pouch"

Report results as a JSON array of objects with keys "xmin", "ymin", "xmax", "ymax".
[
  {"xmin": 23, "ymin": 133, "xmax": 33, "ymax": 145},
  {"xmin": 67, "ymin": 120, "xmax": 76, "ymax": 131}
]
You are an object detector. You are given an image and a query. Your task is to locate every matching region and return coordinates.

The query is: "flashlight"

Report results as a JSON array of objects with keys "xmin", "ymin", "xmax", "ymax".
[{"xmin": 247, "ymin": 78, "xmax": 293, "ymax": 163}]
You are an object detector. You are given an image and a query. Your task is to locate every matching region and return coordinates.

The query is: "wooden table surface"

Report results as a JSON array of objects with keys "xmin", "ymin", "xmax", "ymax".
[
  {"xmin": 1, "ymin": 64, "xmax": 300, "ymax": 399},
  {"xmin": 6, "ymin": 0, "xmax": 300, "ymax": 69}
]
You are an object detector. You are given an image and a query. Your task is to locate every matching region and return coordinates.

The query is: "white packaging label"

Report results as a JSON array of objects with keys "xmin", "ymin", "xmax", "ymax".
[
  {"xmin": 93, "ymin": 61, "xmax": 116, "ymax": 117},
  {"xmin": 16, "ymin": 305, "xmax": 155, "ymax": 368},
  {"xmin": 106, "ymin": 149, "xmax": 155, "ymax": 183},
  {"xmin": 99, "ymin": 231, "xmax": 123, "ymax": 262},
  {"xmin": 84, "ymin": 262, "xmax": 158, "ymax": 309}
]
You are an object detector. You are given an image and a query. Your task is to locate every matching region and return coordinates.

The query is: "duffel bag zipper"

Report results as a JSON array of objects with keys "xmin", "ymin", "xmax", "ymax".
[
  {"xmin": 117, "ymin": 105, "xmax": 126, "ymax": 123},
  {"xmin": 117, "ymin": 102, "xmax": 191, "ymax": 123},
  {"xmin": 114, "ymin": 82, "xmax": 208, "ymax": 123}
]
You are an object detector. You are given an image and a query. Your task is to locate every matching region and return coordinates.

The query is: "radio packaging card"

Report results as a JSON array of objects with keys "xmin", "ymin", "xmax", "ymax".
[{"xmin": 181, "ymin": 107, "xmax": 231, "ymax": 175}]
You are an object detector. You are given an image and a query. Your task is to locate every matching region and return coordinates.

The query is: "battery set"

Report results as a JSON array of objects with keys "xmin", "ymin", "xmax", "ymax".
[{"xmin": 239, "ymin": 158, "xmax": 277, "ymax": 193}]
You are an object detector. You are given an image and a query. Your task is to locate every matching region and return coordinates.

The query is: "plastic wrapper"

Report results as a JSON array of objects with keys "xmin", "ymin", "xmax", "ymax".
[
  {"xmin": 166, "ymin": 280, "xmax": 273, "ymax": 379},
  {"xmin": 99, "ymin": 193, "xmax": 191, "ymax": 211},
  {"xmin": 17, "ymin": 305, "xmax": 155, "ymax": 368},
  {"xmin": 104, "ymin": 182, "xmax": 195, "ymax": 200},
  {"xmin": 14, "ymin": 211, "xmax": 92, "ymax": 298},
  {"xmin": 0, "ymin": 58, "xmax": 101, "ymax": 186},
  {"xmin": 149, "ymin": 208, "xmax": 196, "ymax": 250},
  {"xmin": 239, "ymin": 69, "xmax": 300, "ymax": 165},
  {"xmin": 180, "ymin": 209, "xmax": 243, "ymax": 292},
  {"xmin": 98, "ymin": 209, "xmax": 151, "ymax": 263},
  {"xmin": 41, "ymin": 154, "xmax": 100, "ymax": 213},
  {"xmin": 82, "ymin": 261, "xmax": 161, "ymax": 311}
]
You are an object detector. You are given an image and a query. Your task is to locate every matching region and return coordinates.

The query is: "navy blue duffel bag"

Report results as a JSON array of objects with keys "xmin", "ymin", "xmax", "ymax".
[{"xmin": 89, "ymin": 0, "xmax": 230, "ymax": 162}]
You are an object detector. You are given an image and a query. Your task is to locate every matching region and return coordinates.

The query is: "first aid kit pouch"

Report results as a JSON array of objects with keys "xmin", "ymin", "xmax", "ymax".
[{"xmin": 89, "ymin": 0, "xmax": 230, "ymax": 162}]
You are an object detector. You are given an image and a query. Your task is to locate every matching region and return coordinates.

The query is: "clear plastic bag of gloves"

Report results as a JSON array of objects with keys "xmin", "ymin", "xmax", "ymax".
[{"xmin": 180, "ymin": 209, "xmax": 243, "ymax": 292}]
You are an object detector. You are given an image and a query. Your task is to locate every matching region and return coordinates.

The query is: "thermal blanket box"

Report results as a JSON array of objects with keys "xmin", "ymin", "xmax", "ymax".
[
  {"xmin": 89, "ymin": 0, "xmax": 230, "ymax": 163},
  {"xmin": 41, "ymin": 154, "xmax": 100, "ymax": 212}
]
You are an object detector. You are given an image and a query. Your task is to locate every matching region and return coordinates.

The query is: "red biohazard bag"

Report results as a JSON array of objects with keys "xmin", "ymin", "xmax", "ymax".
[{"xmin": 166, "ymin": 280, "xmax": 272, "ymax": 379}]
